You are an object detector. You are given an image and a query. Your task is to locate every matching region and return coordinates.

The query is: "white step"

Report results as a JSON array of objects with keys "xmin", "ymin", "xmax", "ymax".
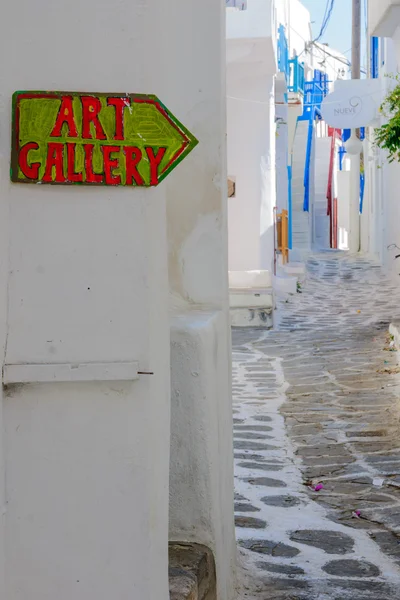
[
  {"xmin": 230, "ymin": 307, "xmax": 273, "ymax": 328},
  {"xmin": 230, "ymin": 289, "xmax": 274, "ymax": 328},
  {"xmin": 229, "ymin": 270, "xmax": 272, "ymax": 289}
]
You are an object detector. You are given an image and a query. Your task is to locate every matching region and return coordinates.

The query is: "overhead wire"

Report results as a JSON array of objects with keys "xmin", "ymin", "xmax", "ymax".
[
  {"xmin": 316, "ymin": 0, "xmax": 331, "ymax": 40},
  {"xmin": 297, "ymin": 0, "xmax": 336, "ymax": 58},
  {"xmin": 294, "ymin": 0, "xmax": 368, "ymax": 78},
  {"xmin": 320, "ymin": 0, "xmax": 331, "ymax": 33},
  {"xmin": 311, "ymin": 41, "xmax": 367, "ymax": 75},
  {"xmin": 315, "ymin": 0, "xmax": 335, "ymax": 42}
]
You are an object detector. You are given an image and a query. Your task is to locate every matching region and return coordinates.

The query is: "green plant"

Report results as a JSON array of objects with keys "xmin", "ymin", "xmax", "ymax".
[{"xmin": 375, "ymin": 75, "xmax": 400, "ymax": 163}]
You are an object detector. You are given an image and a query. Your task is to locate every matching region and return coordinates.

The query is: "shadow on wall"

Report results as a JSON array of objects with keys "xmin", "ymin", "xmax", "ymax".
[
  {"xmin": 260, "ymin": 153, "xmax": 276, "ymax": 273},
  {"xmin": 260, "ymin": 225, "xmax": 275, "ymax": 274}
]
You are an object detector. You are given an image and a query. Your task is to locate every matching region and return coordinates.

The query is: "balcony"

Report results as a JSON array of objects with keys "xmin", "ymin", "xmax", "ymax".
[
  {"xmin": 299, "ymin": 70, "xmax": 329, "ymax": 121},
  {"xmin": 369, "ymin": 0, "xmax": 400, "ymax": 37},
  {"xmin": 288, "ymin": 57, "xmax": 305, "ymax": 94}
]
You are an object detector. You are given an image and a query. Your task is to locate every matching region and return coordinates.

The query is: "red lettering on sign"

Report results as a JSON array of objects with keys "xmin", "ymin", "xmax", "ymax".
[
  {"xmin": 19, "ymin": 142, "xmax": 40, "ymax": 180},
  {"xmin": 81, "ymin": 96, "xmax": 107, "ymax": 140},
  {"xmin": 103, "ymin": 145, "xmax": 121, "ymax": 185},
  {"xmin": 124, "ymin": 146, "xmax": 144, "ymax": 185},
  {"xmin": 146, "ymin": 147, "xmax": 167, "ymax": 186},
  {"xmin": 107, "ymin": 97, "xmax": 130, "ymax": 141},
  {"xmin": 50, "ymin": 96, "xmax": 78, "ymax": 138},
  {"xmin": 43, "ymin": 142, "xmax": 65, "ymax": 182},
  {"xmin": 66, "ymin": 143, "xmax": 83, "ymax": 183},
  {"xmin": 84, "ymin": 144, "xmax": 104, "ymax": 183}
]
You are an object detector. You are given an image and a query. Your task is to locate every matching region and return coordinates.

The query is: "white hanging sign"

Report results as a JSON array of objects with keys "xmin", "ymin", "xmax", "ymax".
[{"xmin": 321, "ymin": 79, "xmax": 383, "ymax": 128}]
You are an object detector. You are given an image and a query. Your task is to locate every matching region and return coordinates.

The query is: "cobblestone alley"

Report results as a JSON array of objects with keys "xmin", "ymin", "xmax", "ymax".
[{"xmin": 233, "ymin": 252, "xmax": 400, "ymax": 599}]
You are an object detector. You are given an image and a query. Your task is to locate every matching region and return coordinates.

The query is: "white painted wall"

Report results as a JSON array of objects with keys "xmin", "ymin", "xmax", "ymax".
[
  {"xmin": 362, "ymin": 134, "xmax": 384, "ymax": 261},
  {"xmin": 288, "ymin": 100, "xmax": 304, "ymax": 160},
  {"xmin": 276, "ymin": 0, "xmax": 290, "ymax": 31},
  {"xmin": 226, "ymin": 0, "xmax": 278, "ymax": 275},
  {"xmin": 1, "ymin": 1, "xmax": 172, "ymax": 598},
  {"xmin": 289, "ymin": 0, "xmax": 311, "ymax": 58},
  {"xmin": 0, "ymin": 1, "xmax": 236, "ymax": 600},
  {"xmin": 381, "ymin": 159, "xmax": 400, "ymax": 271},
  {"xmin": 0, "ymin": 67, "xmax": 7, "ymax": 600},
  {"xmin": 260, "ymin": 78, "xmax": 277, "ymax": 272},
  {"xmin": 380, "ymin": 33, "xmax": 400, "ymax": 274},
  {"xmin": 362, "ymin": 33, "xmax": 400, "ymax": 277},
  {"xmin": 166, "ymin": 1, "xmax": 236, "ymax": 598},
  {"xmin": 227, "ymin": 0, "xmax": 274, "ymax": 41},
  {"xmin": 227, "ymin": 64, "xmax": 276, "ymax": 272},
  {"xmin": 337, "ymin": 165, "xmax": 351, "ymax": 251},
  {"xmin": 229, "ymin": 270, "xmax": 272, "ymax": 289},
  {"xmin": 369, "ymin": 0, "xmax": 400, "ymax": 36},
  {"xmin": 276, "ymin": 99, "xmax": 289, "ymax": 213},
  {"xmin": 170, "ymin": 310, "xmax": 234, "ymax": 600}
]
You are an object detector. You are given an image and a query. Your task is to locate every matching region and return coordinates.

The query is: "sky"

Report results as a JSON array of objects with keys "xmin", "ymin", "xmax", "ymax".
[{"xmin": 300, "ymin": 0, "xmax": 368, "ymax": 73}]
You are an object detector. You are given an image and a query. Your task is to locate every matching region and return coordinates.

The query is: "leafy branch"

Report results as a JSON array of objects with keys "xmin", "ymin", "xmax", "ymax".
[{"xmin": 375, "ymin": 74, "xmax": 400, "ymax": 163}]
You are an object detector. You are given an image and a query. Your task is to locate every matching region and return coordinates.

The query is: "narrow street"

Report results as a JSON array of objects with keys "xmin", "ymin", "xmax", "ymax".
[{"xmin": 233, "ymin": 252, "xmax": 400, "ymax": 599}]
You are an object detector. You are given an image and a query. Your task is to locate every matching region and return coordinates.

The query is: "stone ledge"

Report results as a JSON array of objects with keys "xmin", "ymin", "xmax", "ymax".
[{"xmin": 169, "ymin": 543, "xmax": 216, "ymax": 600}]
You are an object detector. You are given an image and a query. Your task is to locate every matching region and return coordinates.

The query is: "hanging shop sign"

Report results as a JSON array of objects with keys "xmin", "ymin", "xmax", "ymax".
[
  {"xmin": 321, "ymin": 79, "xmax": 382, "ymax": 129},
  {"xmin": 11, "ymin": 91, "xmax": 198, "ymax": 187}
]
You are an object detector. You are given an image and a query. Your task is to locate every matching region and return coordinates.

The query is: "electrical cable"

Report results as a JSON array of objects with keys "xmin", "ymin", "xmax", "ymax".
[
  {"xmin": 297, "ymin": 0, "xmax": 336, "ymax": 58},
  {"xmin": 320, "ymin": 0, "xmax": 331, "ymax": 34},
  {"xmin": 316, "ymin": 0, "xmax": 331, "ymax": 41},
  {"xmin": 311, "ymin": 41, "xmax": 367, "ymax": 75},
  {"xmin": 315, "ymin": 0, "xmax": 335, "ymax": 42}
]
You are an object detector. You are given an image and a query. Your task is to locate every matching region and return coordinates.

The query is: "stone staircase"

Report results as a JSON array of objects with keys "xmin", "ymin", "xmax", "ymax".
[
  {"xmin": 314, "ymin": 136, "xmax": 331, "ymax": 249},
  {"xmin": 291, "ymin": 120, "xmax": 312, "ymax": 251},
  {"xmin": 229, "ymin": 270, "xmax": 274, "ymax": 328}
]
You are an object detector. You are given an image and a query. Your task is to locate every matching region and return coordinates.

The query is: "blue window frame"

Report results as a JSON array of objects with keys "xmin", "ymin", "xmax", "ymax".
[{"xmin": 371, "ymin": 37, "xmax": 379, "ymax": 78}]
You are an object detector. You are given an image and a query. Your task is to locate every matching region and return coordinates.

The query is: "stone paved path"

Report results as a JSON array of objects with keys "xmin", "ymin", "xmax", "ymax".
[{"xmin": 233, "ymin": 252, "xmax": 400, "ymax": 599}]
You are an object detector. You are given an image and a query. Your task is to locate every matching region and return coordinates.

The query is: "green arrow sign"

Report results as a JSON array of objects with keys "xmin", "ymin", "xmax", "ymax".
[{"xmin": 11, "ymin": 91, "xmax": 198, "ymax": 187}]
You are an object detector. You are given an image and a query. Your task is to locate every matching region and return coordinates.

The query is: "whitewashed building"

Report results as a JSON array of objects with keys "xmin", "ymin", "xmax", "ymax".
[
  {"xmin": 226, "ymin": 0, "xmax": 279, "ymax": 276},
  {"xmin": 361, "ymin": 1, "xmax": 400, "ymax": 276},
  {"xmin": 226, "ymin": 0, "xmax": 348, "ymax": 323},
  {"xmin": 0, "ymin": 1, "xmax": 235, "ymax": 599}
]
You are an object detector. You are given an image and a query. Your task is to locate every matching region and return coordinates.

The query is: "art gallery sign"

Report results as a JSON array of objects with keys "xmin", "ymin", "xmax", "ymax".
[
  {"xmin": 321, "ymin": 79, "xmax": 382, "ymax": 129},
  {"xmin": 11, "ymin": 91, "xmax": 198, "ymax": 187}
]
